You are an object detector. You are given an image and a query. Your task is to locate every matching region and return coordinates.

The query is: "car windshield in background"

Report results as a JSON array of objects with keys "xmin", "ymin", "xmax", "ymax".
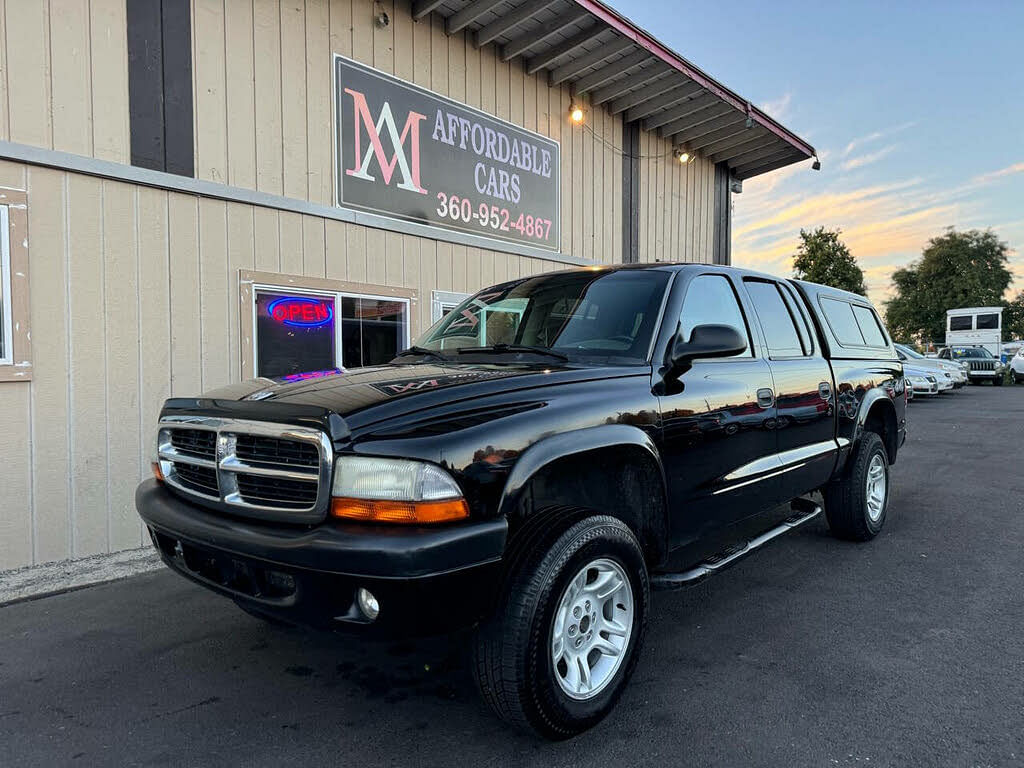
[
  {"xmin": 896, "ymin": 344, "xmax": 924, "ymax": 359},
  {"xmin": 415, "ymin": 269, "xmax": 671, "ymax": 364},
  {"xmin": 952, "ymin": 347, "xmax": 992, "ymax": 359}
]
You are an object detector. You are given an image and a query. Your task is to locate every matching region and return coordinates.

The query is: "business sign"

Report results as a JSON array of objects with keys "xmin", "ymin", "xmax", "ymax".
[
  {"xmin": 334, "ymin": 56, "xmax": 560, "ymax": 252},
  {"xmin": 267, "ymin": 296, "xmax": 334, "ymax": 327}
]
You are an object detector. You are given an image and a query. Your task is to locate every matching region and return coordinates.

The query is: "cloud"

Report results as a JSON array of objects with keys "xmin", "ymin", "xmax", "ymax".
[
  {"xmin": 970, "ymin": 162, "xmax": 1024, "ymax": 186},
  {"xmin": 841, "ymin": 122, "xmax": 915, "ymax": 157},
  {"xmin": 841, "ymin": 144, "xmax": 897, "ymax": 171},
  {"xmin": 759, "ymin": 92, "xmax": 792, "ymax": 121}
]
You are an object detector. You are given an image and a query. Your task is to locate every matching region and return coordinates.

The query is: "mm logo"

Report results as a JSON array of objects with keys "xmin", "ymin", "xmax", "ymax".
[{"xmin": 344, "ymin": 88, "xmax": 428, "ymax": 195}]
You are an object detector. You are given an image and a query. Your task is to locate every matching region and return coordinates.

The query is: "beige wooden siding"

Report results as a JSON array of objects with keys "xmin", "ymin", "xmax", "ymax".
[
  {"xmin": 191, "ymin": 0, "xmax": 623, "ymax": 264},
  {"xmin": 0, "ymin": 0, "xmax": 130, "ymax": 163},
  {"xmin": 0, "ymin": 160, "xmax": 564, "ymax": 570},
  {"xmin": 637, "ymin": 129, "xmax": 715, "ymax": 263}
]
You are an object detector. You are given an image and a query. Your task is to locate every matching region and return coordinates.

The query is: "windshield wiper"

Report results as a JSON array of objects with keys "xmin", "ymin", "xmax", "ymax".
[
  {"xmin": 394, "ymin": 346, "xmax": 450, "ymax": 362},
  {"xmin": 457, "ymin": 344, "xmax": 569, "ymax": 362}
]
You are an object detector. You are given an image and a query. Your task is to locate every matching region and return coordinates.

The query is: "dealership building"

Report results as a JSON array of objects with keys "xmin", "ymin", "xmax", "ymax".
[{"xmin": 0, "ymin": 0, "xmax": 813, "ymax": 572}]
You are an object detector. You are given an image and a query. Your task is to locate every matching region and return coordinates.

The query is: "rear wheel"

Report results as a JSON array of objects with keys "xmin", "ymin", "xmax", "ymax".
[
  {"xmin": 823, "ymin": 432, "xmax": 889, "ymax": 541},
  {"xmin": 472, "ymin": 514, "xmax": 649, "ymax": 739}
]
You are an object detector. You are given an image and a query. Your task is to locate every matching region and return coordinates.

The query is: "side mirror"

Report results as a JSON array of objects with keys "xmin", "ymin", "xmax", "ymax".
[{"xmin": 667, "ymin": 324, "xmax": 747, "ymax": 380}]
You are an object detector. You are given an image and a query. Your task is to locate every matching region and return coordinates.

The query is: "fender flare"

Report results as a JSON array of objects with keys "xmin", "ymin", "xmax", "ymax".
[
  {"xmin": 852, "ymin": 388, "xmax": 898, "ymax": 458},
  {"xmin": 497, "ymin": 424, "xmax": 670, "ymax": 559}
]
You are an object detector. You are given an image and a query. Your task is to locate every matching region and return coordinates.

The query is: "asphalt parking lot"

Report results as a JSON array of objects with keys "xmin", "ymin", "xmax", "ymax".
[{"xmin": 2, "ymin": 385, "xmax": 1022, "ymax": 767}]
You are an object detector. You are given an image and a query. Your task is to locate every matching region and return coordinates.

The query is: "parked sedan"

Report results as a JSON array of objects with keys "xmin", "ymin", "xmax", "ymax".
[
  {"xmin": 904, "ymin": 364, "xmax": 940, "ymax": 397},
  {"xmin": 895, "ymin": 343, "xmax": 966, "ymax": 388}
]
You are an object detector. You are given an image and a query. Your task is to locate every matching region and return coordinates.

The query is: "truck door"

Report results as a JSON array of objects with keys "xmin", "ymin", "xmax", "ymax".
[
  {"xmin": 740, "ymin": 278, "xmax": 837, "ymax": 503},
  {"xmin": 657, "ymin": 273, "xmax": 779, "ymax": 548}
]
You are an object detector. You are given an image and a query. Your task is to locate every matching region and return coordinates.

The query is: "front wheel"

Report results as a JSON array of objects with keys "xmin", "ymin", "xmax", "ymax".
[
  {"xmin": 992, "ymin": 375, "xmax": 1003, "ymax": 386},
  {"xmin": 823, "ymin": 431, "xmax": 890, "ymax": 541},
  {"xmin": 472, "ymin": 514, "xmax": 649, "ymax": 739}
]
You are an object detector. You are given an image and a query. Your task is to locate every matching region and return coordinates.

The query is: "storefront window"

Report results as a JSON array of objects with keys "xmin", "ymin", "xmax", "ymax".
[{"xmin": 254, "ymin": 286, "xmax": 410, "ymax": 378}]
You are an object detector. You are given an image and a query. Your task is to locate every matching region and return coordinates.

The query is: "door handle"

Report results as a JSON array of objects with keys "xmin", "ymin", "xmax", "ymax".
[
  {"xmin": 756, "ymin": 388, "xmax": 774, "ymax": 409},
  {"xmin": 818, "ymin": 381, "xmax": 832, "ymax": 400}
]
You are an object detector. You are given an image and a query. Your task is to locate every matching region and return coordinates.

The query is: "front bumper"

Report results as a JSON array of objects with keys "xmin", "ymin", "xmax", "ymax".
[{"xmin": 136, "ymin": 479, "xmax": 507, "ymax": 634}]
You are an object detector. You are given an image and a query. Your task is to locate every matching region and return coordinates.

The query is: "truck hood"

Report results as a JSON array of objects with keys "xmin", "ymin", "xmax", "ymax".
[{"xmin": 181, "ymin": 363, "xmax": 643, "ymax": 433}]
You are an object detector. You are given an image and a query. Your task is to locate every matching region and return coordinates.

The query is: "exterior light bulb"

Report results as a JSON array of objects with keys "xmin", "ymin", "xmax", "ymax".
[
  {"xmin": 570, "ymin": 106, "xmax": 584, "ymax": 124},
  {"xmin": 677, "ymin": 151, "xmax": 690, "ymax": 164}
]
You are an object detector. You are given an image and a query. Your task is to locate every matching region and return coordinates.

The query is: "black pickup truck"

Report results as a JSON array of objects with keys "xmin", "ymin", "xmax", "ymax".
[{"xmin": 137, "ymin": 264, "xmax": 906, "ymax": 738}]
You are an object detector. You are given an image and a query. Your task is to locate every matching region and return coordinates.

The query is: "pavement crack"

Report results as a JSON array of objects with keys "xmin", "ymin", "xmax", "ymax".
[{"xmin": 140, "ymin": 696, "xmax": 221, "ymax": 722}]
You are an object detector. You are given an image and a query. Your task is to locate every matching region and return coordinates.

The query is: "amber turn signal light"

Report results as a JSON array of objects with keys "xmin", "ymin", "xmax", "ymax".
[
  {"xmin": 330, "ymin": 497, "xmax": 469, "ymax": 524},
  {"xmin": 151, "ymin": 461, "xmax": 164, "ymax": 482}
]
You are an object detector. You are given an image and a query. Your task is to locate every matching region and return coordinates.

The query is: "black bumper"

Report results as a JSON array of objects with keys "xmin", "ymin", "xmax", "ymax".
[{"xmin": 136, "ymin": 480, "xmax": 507, "ymax": 634}]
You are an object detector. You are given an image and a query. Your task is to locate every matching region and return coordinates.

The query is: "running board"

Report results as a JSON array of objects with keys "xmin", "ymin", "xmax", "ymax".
[{"xmin": 650, "ymin": 498, "xmax": 822, "ymax": 591}]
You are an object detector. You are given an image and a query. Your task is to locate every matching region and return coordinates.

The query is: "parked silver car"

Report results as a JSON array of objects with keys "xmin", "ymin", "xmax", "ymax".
[{"xmin": 895, "ymin": 343, "xmax": 965, "ymax": 388}]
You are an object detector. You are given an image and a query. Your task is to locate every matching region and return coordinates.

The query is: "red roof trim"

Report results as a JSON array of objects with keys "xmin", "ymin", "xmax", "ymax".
[{"xmin": 570, "ymin": 0, "xmax": 815, "ymax": 159}]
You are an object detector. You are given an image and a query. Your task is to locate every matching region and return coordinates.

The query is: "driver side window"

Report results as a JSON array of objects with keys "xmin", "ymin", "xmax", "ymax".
[{"xmin": 679, "ymin": 275, "xmax": 751, "ymax": 357}]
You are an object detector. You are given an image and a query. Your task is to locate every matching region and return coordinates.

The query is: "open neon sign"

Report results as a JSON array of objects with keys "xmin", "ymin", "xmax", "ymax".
[{"xmin": 267, "ymin": 296, "xmax": 334, "ymax": 328}]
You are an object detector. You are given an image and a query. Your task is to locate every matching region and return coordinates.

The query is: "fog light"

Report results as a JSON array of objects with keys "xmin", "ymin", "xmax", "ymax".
[{"xmin": 357, "ymin": 587, "xmax": 380, "ymax": 621}]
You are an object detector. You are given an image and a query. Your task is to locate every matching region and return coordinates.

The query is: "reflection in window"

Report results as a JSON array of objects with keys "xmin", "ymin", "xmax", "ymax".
[
  {"xmin": 679, "ymin": 275, "xmax": 750, "ymax": 357},
  {"xmin": 976, "ymin": 313, "xmax": 999, "ymax": 330},
  {"xmin": 852, "ymin": 304, "xmax": 888, "ymax": 348},
  {"xmin": 341, "ymin": 297, "xmax": 408, "ymax": 368},
  {"xmin": 745, "ymin": 280, "xmax": 804, "ymax": 357},
  {"xmin": 949, "ymin": 315, "xmax": 972, "ymax": 331},
  {"xmin": 820, "ymin": 297, "xmax": 865, "ymax": 347}
]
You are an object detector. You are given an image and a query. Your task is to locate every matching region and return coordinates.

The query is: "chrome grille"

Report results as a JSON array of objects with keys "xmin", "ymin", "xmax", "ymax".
[
  {"xmin": 157, "ymin": 416, "xmax": 333, "ymax": 523},
  {"xmin": 970, "ymin": 360, "xmax": 995, "ymax": 371}
]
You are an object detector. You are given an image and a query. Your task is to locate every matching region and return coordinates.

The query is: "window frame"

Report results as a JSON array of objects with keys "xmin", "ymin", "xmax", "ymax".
[
  {"xmin": 742, "ymin": 278, "xmax": 810, "ymax": 360},
  {"xmin": 676, "ymin": 272, "xmax": 756, "ymax": 362},
  {"xmin": 431, "ymin": 290, "xmax": 471, "ymax": 323},
  {"xmin": 0, "ymin": 190, "xmax": 32, "ymax": 383},
  {"xmin": 240, "ymin": 271, "xmax": 417, "ymax": 380}
]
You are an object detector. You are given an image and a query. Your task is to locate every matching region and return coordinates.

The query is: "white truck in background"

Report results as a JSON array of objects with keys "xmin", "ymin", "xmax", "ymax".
[{"xmin": 945, "ymin": 307, "xmax": 1003, "ymax": 358}]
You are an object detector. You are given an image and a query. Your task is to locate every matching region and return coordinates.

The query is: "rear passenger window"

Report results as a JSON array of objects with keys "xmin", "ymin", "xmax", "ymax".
[
  {"xmin": 819, "ymin": 297, "xmax": 864, "ymax": 346},
  {"xmin": 852, "ymin": 305, "xmax": 888, "ymax": 347},
  {"xmin": 678, "ymin": 275, "xmax": 751, "ymax": 357},
  {"xmin": 744, "ymin": 280, "xmax": 805, "ymax": 358}
]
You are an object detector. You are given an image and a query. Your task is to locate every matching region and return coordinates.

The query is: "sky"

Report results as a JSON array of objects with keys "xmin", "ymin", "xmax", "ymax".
[{"xmin": 616, "ymin": 0, "xmax": 1024, "ymax": 303}]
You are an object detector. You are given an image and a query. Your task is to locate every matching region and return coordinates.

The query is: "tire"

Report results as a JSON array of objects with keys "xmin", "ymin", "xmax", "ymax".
[
  {"xmin": 472, "ymin": 513, "xmax": 649, "ymax": 739},
  {"xmin": 992, "ymin": 375, "xmax": 1003, "ymax": 386},
  {"xmin": 823, "ymin": 431, "xmax": 889, "ymax": 542}
]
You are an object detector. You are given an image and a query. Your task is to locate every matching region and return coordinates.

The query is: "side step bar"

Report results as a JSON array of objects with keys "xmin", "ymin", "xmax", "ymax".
[{"xmin": 650, "ymin": 498, "xmax": 822, "ymax": 591}]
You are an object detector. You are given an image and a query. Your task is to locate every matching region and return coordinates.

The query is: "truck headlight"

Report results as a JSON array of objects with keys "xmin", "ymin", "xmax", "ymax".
[{"xmin": 330, "ymin": 457, "xmax": 469, "ymax": 524}]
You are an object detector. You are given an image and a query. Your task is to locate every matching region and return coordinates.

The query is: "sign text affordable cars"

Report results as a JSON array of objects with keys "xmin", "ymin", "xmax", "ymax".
[{"xmin": 335, "ymin": 57, "xmax": 561, "ymax": 252}]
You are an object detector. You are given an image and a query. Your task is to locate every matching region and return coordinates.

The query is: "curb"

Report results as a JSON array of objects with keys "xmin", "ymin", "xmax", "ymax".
[{"xmin": 0, "ymin": 547, "xmax": 164, "ymax": 607}]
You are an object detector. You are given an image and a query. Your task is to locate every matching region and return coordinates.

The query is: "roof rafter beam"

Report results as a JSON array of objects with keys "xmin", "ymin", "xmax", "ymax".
[
  {"xmin": 683, "ymin": 119, "xmax": 750, "ymax": 153},
  {"xmin": 642, "ymin": 93, "xmax": 720, "ymax": 131},
  {"xmin": 734, "ymin": 152, "xmax": 806, "ymax": 180},
  {"xmin": 657, "ymin": 103, "xmax": 736, "ymax": 140},
  {"xmin": 732, "ymin": 148, "xmax": 799, "ymax": 175},
  {"xmin": 727, "ymin": 143, "xmax": 792, "ymax": 170},
  {"xmin": 412, "ymin": 0, "xmax": 446, "ymax": 21},
  {"xmin": 705, "ymin": 132, "xmax": 772, "ymax": 163},
  {"xmin": 668, "ymin": 112, "xmax": 749, "ymax": 145},
  {"xmin": 446, "ymin": 0, "xmax": 505, "ymax": 35},
  {"xmin": 607, "ymin": 76, "xmax": 679, "ymax": 115},
  {"xmin": 525, "ymin": 24, "xmax": 605, "ymax": 75},
  {"xmin": 573, "ymin": 50, "xmax": 650, "ymax": 93},
  {"xmin": 502, "ymin": 8, "xmax": 591, "ymax": 61},
  {"xmin": 589, "ymin": 63, "xmax": 671, "ymax": 105},
  {"xmin": 623, "ymin": 82, "xmax": 703, "ymax": 122},
  {"xmin": 548, "ymin": 37, "xmax": 633, "ymax": 85},
  {"xmin": 475, "ymin": 0, "xmax": 561, "ymax": 48}
]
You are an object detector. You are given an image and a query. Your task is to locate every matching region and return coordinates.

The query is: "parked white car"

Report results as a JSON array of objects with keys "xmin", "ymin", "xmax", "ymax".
[
  {"xmin": 904, "ymin": 364, "xmax": 940, "ymax": 397},
  {"xmin": 894, "ymin": 343, "xmax": 966, "ymax": 388},
  {"xmin": 1011, "ymin": 347, "xmax": 1024, "ymax": 384}
]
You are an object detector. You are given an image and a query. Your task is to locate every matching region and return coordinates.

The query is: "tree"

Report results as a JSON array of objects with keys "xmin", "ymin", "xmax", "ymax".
[
  {"xmin": 1005, "ymin": 290, "xmax": 1024, "ymax": 340},
  {"xmin": 884, "ymin": 228, "xmax": 1013, "ymax": 344},
  {"xmin": 792, "ymin": 227, "xmax": 867, "ymax": 296}
]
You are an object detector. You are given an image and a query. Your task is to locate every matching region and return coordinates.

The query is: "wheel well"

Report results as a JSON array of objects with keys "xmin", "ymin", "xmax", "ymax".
[
  {"xmin": 863, "ymin": 400, "xmax": 898, "ymax": 463},
  {"xmin": 507, "ymin": 447, "xmax": 669, "ymax": 567}
]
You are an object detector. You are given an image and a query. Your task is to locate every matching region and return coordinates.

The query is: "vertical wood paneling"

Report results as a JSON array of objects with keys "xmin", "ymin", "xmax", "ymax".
[
  {"xmin": 254, "ymin": 0, "xmax": 284, "ymax": 193},
  {"xmin": 101, "ymin": 181, "xmax": 140, "ymax": 550},
  {"xmin": 193, "ymin": 0, "xmax": 229, "ymax": 182},
  {"xmin": 227, "ymin": 203, "xmax": 257, "ymax": 380},
  {"xmin": 89, "ymin": 0, "xmax": 130, "ymax": 162},
  {"xmin": 0, "ymin": 383, "xmax": 32, "ymax": 567},
  {"xmin": 199, "ymin": 198, "xmax": 230, "ymax": 391},
  {"xmin": 279, "ymin": 211, "xmax": 304, "ymax": 274},
  {"xmin": 26, "ymin": 168, "xmax": 70, "ymax": 563},
  {"xmin": 48, "ymin": 0, "xmax": 92, "ymax": 157},
  {"xmin": 281, "ymin": 0, "xmax": 309, "ymax": 198},
  {"xmin": 67, "ymin": 175, "xmax": 107, "ymax": 557},
  {"xmin": 168, "ymin": 194, "xmax": 202, "ymax": 396},
  {"xmin": 303, "ymin": 215, "xmax": 327, "ymax": 278},
  {"xmin": 0, "ymin": 0, "xmax": 8, "ymax": 142},
  {"xmin": 225, "ymin": 0, "xmax": 258, "ymax": 189},
  {"xmin": 5, "ymin": 1, "xmax": 52, "ymax": 148},
  {"xmin": 305, "ymin": 0, "xmax": 332, "ymax": 204}
]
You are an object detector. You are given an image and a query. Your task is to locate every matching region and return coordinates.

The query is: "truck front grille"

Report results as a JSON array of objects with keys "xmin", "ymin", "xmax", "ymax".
[
  {"xmin": 157, "ymin": 417, "xmax": 332, "ymax": 523},
  {"xmin": 970, "ymin": 361, "xmax": 995, "ymax": 371}
]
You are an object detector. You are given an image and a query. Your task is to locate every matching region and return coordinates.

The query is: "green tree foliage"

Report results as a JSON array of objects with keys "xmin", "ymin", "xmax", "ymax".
[
  {"xmin": 792, "ymin": 227, "xmax": 867, "ymax": 295},
  {"xmin": 884, "ymin": 228, "xmax": 1013, "ymax": 344},
  {"xmin": 1004, "ymin": 290, "xmax": 1024, "ymax": 340}
]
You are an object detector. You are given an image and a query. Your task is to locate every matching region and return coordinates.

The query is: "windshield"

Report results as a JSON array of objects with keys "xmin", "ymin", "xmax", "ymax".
[
  {"xmin": 415, "ymin": 269, "xmax": 671, "ymax": 364},
  {"xmin": 895, "ymin": 344, "xmax": 924, "ymax": 359},
  {"xmin": 951, "ymin": 347, "xmax": 992, "ymax": 359}
]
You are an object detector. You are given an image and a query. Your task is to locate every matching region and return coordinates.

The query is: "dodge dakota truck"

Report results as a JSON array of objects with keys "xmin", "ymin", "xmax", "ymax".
[{"xmin": 137, "ymin": 264, "xmax": 906, "ymax": 738}]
